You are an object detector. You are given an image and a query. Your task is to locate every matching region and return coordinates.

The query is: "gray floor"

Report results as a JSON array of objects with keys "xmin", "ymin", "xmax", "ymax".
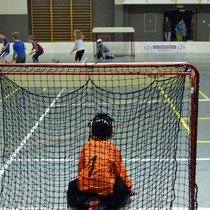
[{"xmin": 1, "ymin": 52, "xmax": 210, "ymax": 209}]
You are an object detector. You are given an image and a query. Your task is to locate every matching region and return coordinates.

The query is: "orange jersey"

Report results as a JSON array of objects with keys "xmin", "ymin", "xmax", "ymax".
[{"xmin": 77, "ymin": 138, "xmax": 132, "ymax": 195}]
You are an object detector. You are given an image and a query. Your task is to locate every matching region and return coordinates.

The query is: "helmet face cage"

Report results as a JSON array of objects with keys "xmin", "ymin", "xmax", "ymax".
[
  {"xmin": 89, "ymin": 114, "xmax": 115, "ymax": 139},
  {"xmin": 96, "ymin": 39, "xmax": 102, "ymax": 46},
  {"xmin": 96, "ymin": 39, "xmax": 102, "ymax": 43}
]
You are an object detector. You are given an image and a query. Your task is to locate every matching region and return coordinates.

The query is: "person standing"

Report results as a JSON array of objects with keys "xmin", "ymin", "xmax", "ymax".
[
  {"xmin": 0, "ymin": 32, "xmax": 10, "ymax": 63},
  {"xmin": 162, "ymin": 16, "xmax": 172, "ymax": 41},
  {"xmin": 12, "ymin": 32, "xmax": 26, "ymax": 63},
  {"xmin": 28, "ymin": 35, "xmax": 44, "ymax": 63},
  {"xmin": 175, "ymin": 19, "xmax": 183, "ymax": 41},
  {"xmin": 181, "ymin": 19, "xmax": 187, "ymax": 41},
  {"xmin": 69, "ymin": 29, "xmax": 85, "ymax": 62}
]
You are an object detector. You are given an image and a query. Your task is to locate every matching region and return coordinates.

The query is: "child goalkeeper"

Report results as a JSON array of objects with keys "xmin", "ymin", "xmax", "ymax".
[
  {"xmin": 96, "ymin": 39, "xmax": 114, "ymax": 59},
  {"xmin": 67, "ymin": 113, "xmax": 136, "ymax": 210}
]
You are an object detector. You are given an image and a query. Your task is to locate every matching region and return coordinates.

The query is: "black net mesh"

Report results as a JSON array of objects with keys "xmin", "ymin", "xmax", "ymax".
[{"xmin": 0, "ymin": 64, "xmax": 198, "ymax": 209}]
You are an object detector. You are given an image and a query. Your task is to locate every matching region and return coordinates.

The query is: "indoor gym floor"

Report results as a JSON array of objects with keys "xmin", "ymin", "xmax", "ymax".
[{"xmin": 0, "ymin": 52, "xmax": 209, "ymax": 209}]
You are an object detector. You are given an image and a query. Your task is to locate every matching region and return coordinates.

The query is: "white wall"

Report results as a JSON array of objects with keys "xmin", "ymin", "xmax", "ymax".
[
  {"xmin": 8, "ymin": 41, "xmax": 210, "ymax": 55},
  {"xmin": 137, "ymin": 41, "xmax": 210, "ymax": 53},
  {"xmin": 184, "ymin": 42, "xmax": 210, "ymax": 53},
  {"xmin": 0, "ymin": 0, "xmax": 28, "ymax": 14}
]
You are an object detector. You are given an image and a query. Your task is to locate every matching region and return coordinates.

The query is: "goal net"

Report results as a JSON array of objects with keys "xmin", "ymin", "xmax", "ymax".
[
  {"xmin": 92, "ymin": 27, "xmax": 135, "ymax": 57},
  {"xmin": 0, "ymin": 63, "xmax": 199, "ymax": 209}
]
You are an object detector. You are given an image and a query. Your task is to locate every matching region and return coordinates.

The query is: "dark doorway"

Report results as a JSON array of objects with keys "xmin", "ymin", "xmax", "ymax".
[{"xmin": 164, "ymin": 10, "xmax": 195, "ymax": 41}]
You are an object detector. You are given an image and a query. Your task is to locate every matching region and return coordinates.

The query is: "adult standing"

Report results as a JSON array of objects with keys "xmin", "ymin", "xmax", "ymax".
[
  {"xmin": 162, "ymin": 16, "xmax": 172, "ymax": 41},
  {"xmin": 181, "ymin": 19, "xmax": 187, "ymax": 41}
]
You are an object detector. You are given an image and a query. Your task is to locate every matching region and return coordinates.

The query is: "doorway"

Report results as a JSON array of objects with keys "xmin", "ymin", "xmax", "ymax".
[{"xmin": 163, "ymin": 9, "xmax": 196, "ymax": 41}]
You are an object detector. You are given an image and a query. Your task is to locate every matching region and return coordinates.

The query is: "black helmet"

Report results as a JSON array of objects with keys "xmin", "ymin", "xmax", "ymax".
[{"xmin": 89, "ymin": 114, "xmax": 114, "ymax": 139}]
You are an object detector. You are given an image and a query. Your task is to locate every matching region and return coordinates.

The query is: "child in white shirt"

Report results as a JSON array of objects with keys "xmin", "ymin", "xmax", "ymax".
[{"xmin": 70, "ymin": 29, "xmax": 85, "ymax": 62}]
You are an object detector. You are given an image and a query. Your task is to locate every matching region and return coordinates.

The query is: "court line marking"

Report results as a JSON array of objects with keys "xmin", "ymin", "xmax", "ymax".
[
  {"xmin": 0, "ymin": 88, "xmax": 65, "ymax": 178},
  {"xmin": 0, "ymin": 87, "xmax": 208, "ymax": 159},
  {"xmin": 42, "ymin": 87, "xmax": 48, "ymax": 92},
  {"xmin": 158, "ymin": 86, "xmax": 190, "ymax": 134},
  {"xmin": 198, "ymin": 140, "xmax": 210, "ymax": 143},
  {"xmin": 199, "ymin": 99, "xmax": 210, "ymax": 102},
  {"xmin": 0, "ymin": 87, "xmax": 20, "ymax": 102},
  {"xmin": 199, "ymin": 90, "xmax": 209, "ymax": 99},
  {"xmin": 196, "ymin": 117, "xmax": 210, "ymax": 120}
]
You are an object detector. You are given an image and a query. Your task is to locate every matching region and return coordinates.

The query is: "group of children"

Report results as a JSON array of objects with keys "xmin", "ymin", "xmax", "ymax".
[
  {"xmin": 0, "ymin": 31, "xmax": 44, "ymax": 64},
  {"xmin": 0, "ymin": 29, "xmax": 114, "ymax": 64},
  {"xmin": 1, "ymin": 30, "xmax": 132, "ymax": 209}
]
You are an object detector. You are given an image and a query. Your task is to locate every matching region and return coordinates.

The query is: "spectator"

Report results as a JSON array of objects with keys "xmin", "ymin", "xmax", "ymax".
[
  {"xmin": 175, "ymin": 19, "xmax": 183, "ymax": 41},
  {"xmin": 162, "ymin": 16, "xmax": 172, "ymax": 41},
  {"xmin": 181, "ymin": 19, "xmax": 187, "ymax": 41}
]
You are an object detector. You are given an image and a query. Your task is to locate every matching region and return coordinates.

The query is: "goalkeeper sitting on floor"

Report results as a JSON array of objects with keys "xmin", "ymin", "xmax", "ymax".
[
  {"xmin": 67, "ymin": 113, "xmax": 136, "ymax": 210},
  {"xmin": 96, "ymin": 39, "xmax": 115, "ymax": 59}
]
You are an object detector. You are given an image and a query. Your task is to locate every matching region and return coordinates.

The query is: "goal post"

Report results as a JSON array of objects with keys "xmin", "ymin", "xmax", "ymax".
[
  {"xmin": 0, "ymin": 62, "xmax": 199, "ymax": 210},
  {"xmin": 92, "ymin": 27, "xmax": 135, "ymax": 57}
]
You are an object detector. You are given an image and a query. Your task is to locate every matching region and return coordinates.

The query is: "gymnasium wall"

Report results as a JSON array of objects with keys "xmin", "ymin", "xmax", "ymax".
[
  {"xmin": 21, "ymin": 41, "xmax": 210, "ymax": 54},
  {"xmin": 1, "ymin": 0, "xmax": 210, "ymax": 43},
  {"xmin": 0, "ymin": 0, "xmax": 29, "ymax": 42},
  {"xmin": 125, "ymin": 4, "xmax": 210, "ymax": 41},
  {"xmin": 0, "ymin": 0, "xmax": 28, "ymax": 14},
  {"xmin": 0, "ymin": 0, "xmax": 114, "ymax": 43},
  {"xmin": 92, "ymin": 0, "xmax": 114, "ymax": 27}
]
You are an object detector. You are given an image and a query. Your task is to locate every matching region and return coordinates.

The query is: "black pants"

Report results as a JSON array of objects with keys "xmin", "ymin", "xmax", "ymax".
[
  {"xmin": 16, "ymin": 55, "xmax": 26, "ymax": 63},
  {"xmin": 67, "ymin": 177, "xmax": 131, "ymax": 209},
  {"xmin": 32, "ymin": 51, "xmax": 44, "ymax": 62},
  {"xmin": 75, "ymin": 49, "xmax": 84, "ymax": 61}
]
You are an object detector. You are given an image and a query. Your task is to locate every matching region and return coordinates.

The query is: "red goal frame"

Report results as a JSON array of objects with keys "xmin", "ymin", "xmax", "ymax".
[{"xmin": 0, "ymin": 62, "xmax": 199, "ymax": 210}]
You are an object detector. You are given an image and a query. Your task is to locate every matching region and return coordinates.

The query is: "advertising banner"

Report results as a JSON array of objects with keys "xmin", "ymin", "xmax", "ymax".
[{"xmin": 144, "ymin": 43, "xmax": 186, "ymax": 53}]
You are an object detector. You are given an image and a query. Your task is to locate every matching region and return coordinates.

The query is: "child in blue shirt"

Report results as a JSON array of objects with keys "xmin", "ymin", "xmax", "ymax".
[
  {"xmin": 0, "ymin": 32, "xmax": 10, "ymax": 63},
  {"xmin": 12, "ymin": 32, "xmax": 26, "ymax": 63},
  {"xmin": 175, "ymin": 19, "xmax": 183, "ymax": 41}
]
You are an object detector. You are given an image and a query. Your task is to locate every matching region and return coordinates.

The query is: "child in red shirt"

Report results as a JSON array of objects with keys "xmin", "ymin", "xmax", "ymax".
[{"xmin": 28, "ymin": 35, "xmax": 44, "ymax": 63}]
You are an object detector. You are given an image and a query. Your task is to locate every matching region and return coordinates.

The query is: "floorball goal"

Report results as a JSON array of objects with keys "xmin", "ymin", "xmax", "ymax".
[{"xmin": 0, "ymin": 62, "xmax": 199, "ymax": 209}]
